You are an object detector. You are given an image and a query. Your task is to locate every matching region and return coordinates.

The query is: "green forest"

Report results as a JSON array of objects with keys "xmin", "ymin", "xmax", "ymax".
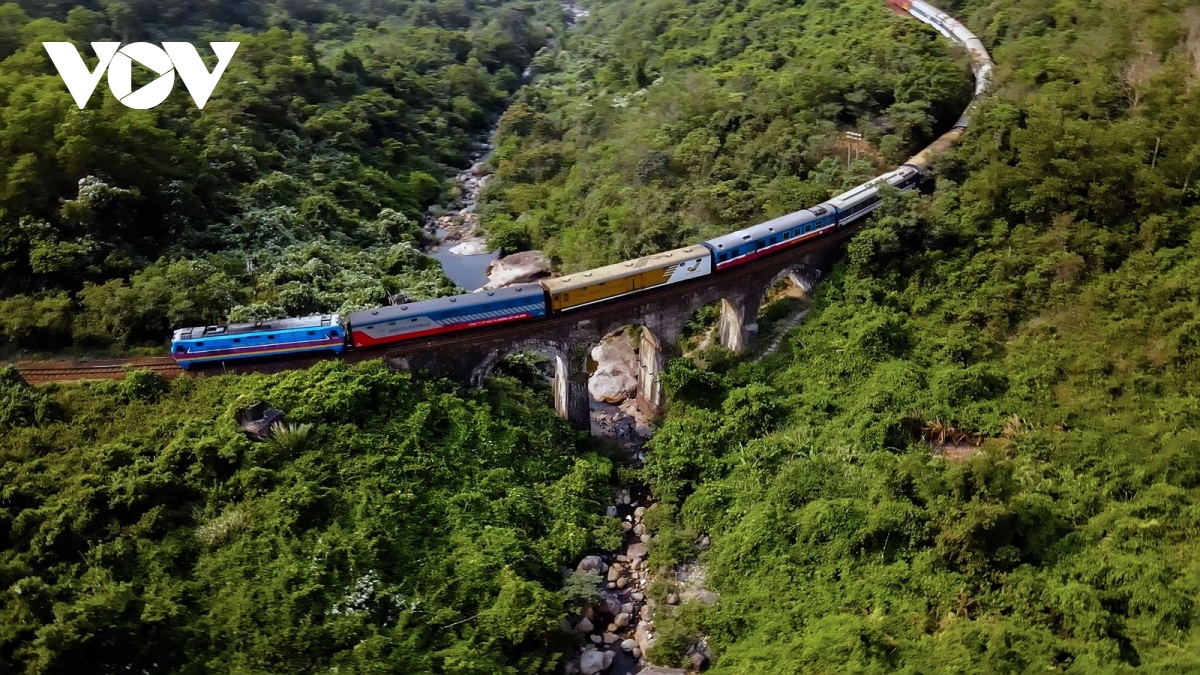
[
  {"xmin": 0, "ymin": 0, "xmax": 562, "ymax": 352},
  {"xmin": 4, "ymin": 0, "xmax": 1200, "ymax": 672}
]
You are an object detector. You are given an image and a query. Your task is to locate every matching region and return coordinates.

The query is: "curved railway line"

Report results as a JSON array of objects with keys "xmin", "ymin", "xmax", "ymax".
[{"xmin": 9, "ymin": 0, "xmax": 994, "ymax": 387}]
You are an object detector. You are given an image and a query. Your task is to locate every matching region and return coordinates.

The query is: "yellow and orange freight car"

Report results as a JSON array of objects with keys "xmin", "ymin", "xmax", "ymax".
[{"xmin": 542, "ymin": 246, "xmax": 713, "ymax": 311}]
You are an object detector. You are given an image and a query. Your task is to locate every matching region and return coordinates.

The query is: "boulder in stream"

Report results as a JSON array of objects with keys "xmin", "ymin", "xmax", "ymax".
[
  {"xmin": 483, "ymin": 250, "xmax": 552, "ymax": 289},
  {"xmin": 588, "ymin": 334, "xmax": 639, "ymax": 404}
]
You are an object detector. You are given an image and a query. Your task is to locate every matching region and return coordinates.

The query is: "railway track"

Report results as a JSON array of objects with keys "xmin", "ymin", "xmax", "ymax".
[
  {"xmin": 9, "ymin": 229, "xmax": 856, "ymax": 386},
  {"xmin": 15, "ymin": 357, "xmax": 184, "ymax": 384}
]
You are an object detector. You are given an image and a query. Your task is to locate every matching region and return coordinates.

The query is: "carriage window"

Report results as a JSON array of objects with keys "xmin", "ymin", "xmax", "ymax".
[
  {"xmin": 196, "ymin": 342, "xmax": 205, "ymax": 347},
  {"xmin": 233, "ymin": 338, "xmax": 241, "ymax": 343},
  {"xmin": 268, "ymin": 335, "xmax": 275, "ymax": 339},
  {"xmin": 174, "ymin": 345, "xmax": 186, "ymax": 353}
]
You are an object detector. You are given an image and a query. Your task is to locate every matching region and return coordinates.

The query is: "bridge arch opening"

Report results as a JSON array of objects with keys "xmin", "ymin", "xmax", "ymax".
[
  {"xmin": 679, "ymin": 299, "xmax": 744, "ymax": 365},
  {"xmin": 755, "ymin": 265, "xmax": 818, "ymax": 349},
  {"xmin": 471, "ymin": 343, "xmax": 575, "ymax": 422},
  {"xmin": 587, "ymin": 325, "xmax": 665, "ymax": 421}
]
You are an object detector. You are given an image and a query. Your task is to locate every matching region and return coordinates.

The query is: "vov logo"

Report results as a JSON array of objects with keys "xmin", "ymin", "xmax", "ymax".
[{"xmin": 43, "ymin": 42, "xmax": 239, "ymax": 110}]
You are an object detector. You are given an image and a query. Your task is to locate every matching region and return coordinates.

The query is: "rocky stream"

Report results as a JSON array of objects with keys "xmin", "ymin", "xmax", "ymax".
[{"xmin": 418, "ymin": 4, "xmax": 714, "ymax": 672}]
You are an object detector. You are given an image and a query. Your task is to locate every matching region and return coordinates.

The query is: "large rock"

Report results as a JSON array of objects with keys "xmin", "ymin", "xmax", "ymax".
[
  {"xmin": 579, "ymin": 649, "xmax": 605, "ymax": 675},
  {"xmin": 449, "ymin": 238, "xmax": 491, "ymax": 256},
  {"xmin": 484, "ymin": 250, "xmax": 552, "ymax": 289},
  {"xmin": 235, "ymin": 402, "xmax": 284, "ymax": 441},
  {"xmin": 579, "ymin": 649, "xmax": 613, "ymax": 675},
  {"xmin": 588, "ymin": 334, "xmax": 639, "ymax": 404},
  {"xmin": 577, "ymin": 556, "xmax": 606, "ymax": 574}
]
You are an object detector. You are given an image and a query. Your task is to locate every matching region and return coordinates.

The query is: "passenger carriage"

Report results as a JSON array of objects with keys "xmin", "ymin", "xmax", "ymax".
[
  {"xmin": 703, "ymin": 206, "xmax": 839, "ymax": 271},
  {"xmin": 347, "ymin": 284, "xmax": 547, "ymax": 348}
]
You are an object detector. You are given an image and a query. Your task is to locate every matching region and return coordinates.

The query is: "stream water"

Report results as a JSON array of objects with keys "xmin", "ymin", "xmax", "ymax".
[
  {"xmin": 422, "ymin": 2, "xmax": 591, "ymax": 292},
  {"xmin": 419, "ymin": 5, "xmax": 657, "ymax": 672}
]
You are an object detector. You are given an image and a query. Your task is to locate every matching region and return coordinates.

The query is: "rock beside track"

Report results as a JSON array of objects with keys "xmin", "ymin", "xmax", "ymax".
[{"xmin": 483, "ymin": 250, "xmax": 552, "ymax": 289}]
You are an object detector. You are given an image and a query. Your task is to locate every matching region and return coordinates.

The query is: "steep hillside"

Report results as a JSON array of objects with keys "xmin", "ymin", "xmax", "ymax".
[{"xmin": 637, "ymin": 0, "xmax": 1200, "ymax": 670}]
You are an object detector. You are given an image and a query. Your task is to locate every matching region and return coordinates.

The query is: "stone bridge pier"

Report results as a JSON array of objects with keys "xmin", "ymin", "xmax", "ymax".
[{"xmin": 377, "ymin": 236, "xmax": 844, "ymax": 430}]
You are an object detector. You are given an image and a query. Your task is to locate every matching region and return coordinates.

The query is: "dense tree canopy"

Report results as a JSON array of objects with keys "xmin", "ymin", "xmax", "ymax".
[
  {"xmin": 0, "ymin": 0, "xmax": 562, "ymax": 351},
  {"xmin": 5, "ymin": 0, "xmax": 1200, "ymax": 672},
  {"xmin": 0, "ymin": 362, "xmax": 620, "ymax": 672},
  {"xmin": 612, "ymin": 0, "xmax": 1200, "ymax": 670},
  {"xmin": 479, "ymin": 0, "xmax": 972, "ymax": 269}
]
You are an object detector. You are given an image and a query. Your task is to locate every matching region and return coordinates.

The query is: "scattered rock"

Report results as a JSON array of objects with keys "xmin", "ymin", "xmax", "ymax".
[
  {"xmin": 626, "ymin": 543, "xmax": 648, "ymax": 559},
  {"xmin": 483, "ymin": 250, "xmax": 552, "ymax": 289},
  {"xmin": 590, "ymin": 634, "xmax": 602, "ymax": 645},
  {"xmin": 632, "ymin": 592, "xmax": 645, "ymax": 602},
  {"xmin": 603, "ymin": 632, "xmax": 620, "ymax": 644},
  {"xmin": 470, "ymin": 161, "xmax": 487, "ymax": 176},
  {"xmin": 633, "ymin": 523, "xmax": 645, "ymax": 536},
  {"xmin": 607, "ymin": 564, "xmax": 625, "ymax": 582},
  {"xmin": 621, "ymin": 638, "xmax": 638, "ymax": 653},
  {"xmin": 577, "ymin": 617, "xmax": 594, "ymax": 633},
  {"xmin": 577, "ymin": 556, "xmax": 607, "ymax": 574},
  {"xmin": 640, "ymin": 533, "xmax": 652, "ymax": 544},
  {"xmin": 666, "ymin": 593, "xmax": 679, "ymax": 605},
  {"xmin": 616, "ymin": 578, "xmax": 629, "ymax": 589},
  {"xmin": 602, "ymin": 595, "xmax": 623, "ymax": 617},
  {"xmin": 640, "ymin": 604, "xmax": 654, "ymax": 622},
  {"xmin": 606, "ymin": 506, "xmax": 619, "ymax": 518},
  {"xmin": 236, "ymin": 402, "xmax": 284, "ymax": 441},
  {"xmin": 614, "ymin": 612, "xmax": 631, "ymax": 629},
  {"xmin": 635, "ymin": 621, "xmax": 654, "ymax": 656},
  {"xmin": 634, "ymin": 506, "xmax": 646, "ymax": 519},
  {"xmin": 579, "ymin": 649, "xmax": 608, "ymax": 675}
]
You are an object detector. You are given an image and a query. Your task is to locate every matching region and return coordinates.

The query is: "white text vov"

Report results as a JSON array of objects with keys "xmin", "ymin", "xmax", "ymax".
[{"xmin": 42, "ymin": 42, "xmax": 240, "ymax": 110}]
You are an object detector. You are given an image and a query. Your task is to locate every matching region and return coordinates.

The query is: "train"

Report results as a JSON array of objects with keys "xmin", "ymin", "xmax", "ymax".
[{"xmin": 170, "ymin": 0, "xmax": 994, "ymax": 370}]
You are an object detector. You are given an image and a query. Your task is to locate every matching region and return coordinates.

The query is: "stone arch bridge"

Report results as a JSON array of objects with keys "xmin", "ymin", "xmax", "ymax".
[{"xmin": 343, "ymin": 228, "xmax": 857, "ymax": 429}]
